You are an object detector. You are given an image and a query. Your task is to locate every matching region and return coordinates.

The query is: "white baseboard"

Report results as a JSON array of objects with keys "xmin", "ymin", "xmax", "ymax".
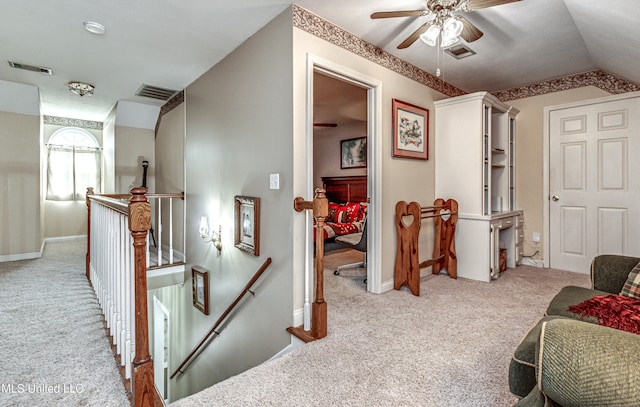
[
  {"xmin": 0, "ymin": 251, "xmax": 42, "ymax": 263},
  {"xmin": 160, "ymin": 244, "xmax": 185, "ymax": 262},
  {"xmin": 380, "ymin": 279, "xmax": 394, "ymax": 293},
  {"xmin": 44, "ymin": 235, "xmax": 87, "ymax": 243},
  {"xmin": 292, "ymin": 307, "xmax": 304, "ymax": 328},
  {"xmin": 269, "ymin": 336, "xmax": 306, "ymax": 361},
  {"xmin": 519, "ymin": 258, "xmax": 544, "ymax": 268}
]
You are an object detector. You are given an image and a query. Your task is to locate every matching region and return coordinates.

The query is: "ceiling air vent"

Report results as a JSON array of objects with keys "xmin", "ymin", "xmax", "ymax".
[
  {"xmin": 8, "ymin": 61, "xmax": 53, "ymax": 75},
  {"xmin": 445, "ymin": 44, "xmax": 476, "ymax": 60},
  {"xmin": 135, "ymin": 84, "xmax": 179, "ymax": 101}
]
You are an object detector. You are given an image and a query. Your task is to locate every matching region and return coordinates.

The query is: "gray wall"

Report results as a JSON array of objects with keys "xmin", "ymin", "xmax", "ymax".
[
  {"xmin": 154, "ymin": 103, "xmax": 185, "ymax": 255},
  {"xmin": 0, "ymin": 111, "xmax": 41, "ymax": 258},
  {"xmin": 153, "ymin": 8, "xmax": 294, "ymax": 401}
]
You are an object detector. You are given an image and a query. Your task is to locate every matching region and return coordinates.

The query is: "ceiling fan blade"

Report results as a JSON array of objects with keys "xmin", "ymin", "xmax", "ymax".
[
  {"xmin": 371, "ymin": 10, "xmax": 426, "ymax": 19},
  {"xmin": 397, "ymin": 22, "xmax": 433, "ymax": 49},
  {"xmin": 466, "ymin": 0, "xmax": 520, "ymax": 11},
  {"xmin": 458, "ymin": 16, "xmax": 484, "ymax": 42}
]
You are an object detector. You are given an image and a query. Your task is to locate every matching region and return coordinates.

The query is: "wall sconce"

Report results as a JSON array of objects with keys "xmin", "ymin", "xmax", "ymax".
[{"xmin": 199, "ymin": 216, "xmax": 222, "ymax": 252}]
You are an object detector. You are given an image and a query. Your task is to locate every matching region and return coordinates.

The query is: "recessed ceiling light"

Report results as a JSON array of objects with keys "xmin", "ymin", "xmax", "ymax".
[{"xmin": 84, "ymin": 21, "xmax": 106, "ymax": 35}]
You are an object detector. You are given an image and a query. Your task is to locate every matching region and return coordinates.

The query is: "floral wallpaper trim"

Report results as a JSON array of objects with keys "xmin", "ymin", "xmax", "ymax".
[
  {"xmin": 292, "ymin": 6, "xmax": 640, "ymax": 102},
  {"xmin": 494, "ymin": 70, "xmax": 640, "ymax": 102},
  {"xmin": 160, "ymin": 90, "xmax": 184, "ymax": 118},
  {"xmin": 156, "ymin": 90, "xmax": 184, "ymax": 136},
  {"xmin": 43, "ymin": 115, "xmax": 103, "ymax": 130},
  {"xmin": 292, "ymin": 5, "xmax": 466, "ymax": 98}
]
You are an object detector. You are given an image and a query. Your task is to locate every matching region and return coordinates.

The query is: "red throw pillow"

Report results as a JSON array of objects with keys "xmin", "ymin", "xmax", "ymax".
[
  {"xmin": 336, "ymin": 202, "xmax": 360, "ymax": 223},
  {"xmin": 568, "ymin": 294, "xmax": 640, "ymax": 335},
  {"xmin": 327, "ymin": 203, "xmax": 340, "ymax": 223}
]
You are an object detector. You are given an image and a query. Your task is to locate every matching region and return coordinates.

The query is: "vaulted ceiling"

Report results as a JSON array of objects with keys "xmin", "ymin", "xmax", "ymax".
[{"xmin": 1, "ymin": 0, "xmax": 638, "ymax": 122}]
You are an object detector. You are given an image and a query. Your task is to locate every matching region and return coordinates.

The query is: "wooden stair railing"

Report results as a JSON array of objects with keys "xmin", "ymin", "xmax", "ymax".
[
  {"xmin": 287, "ymin": 188, "xmax": 329, "ymax": 342},
  {"xmin": 170, "ymin": 257, "xmax": 273, "ymax": 379},
  {"xmin": 86, "ymin": 187, "xmax": 159, "ymax": 406},
  {"xmin": 91, "ymin": 192, "xmax": 186, "ymax": 270}
]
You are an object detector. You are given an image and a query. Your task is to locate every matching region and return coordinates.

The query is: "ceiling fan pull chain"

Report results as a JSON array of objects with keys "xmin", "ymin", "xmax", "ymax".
[
  {"xmin": 440, "ymin": 42, "xmax": 445, "ymax": 80},
  {"xmin": 436, "ymin": 39, "xmax": 441, "ymax": 77}
]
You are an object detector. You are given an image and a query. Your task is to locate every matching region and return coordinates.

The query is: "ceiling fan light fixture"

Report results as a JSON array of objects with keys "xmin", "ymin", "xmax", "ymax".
[
  {"xmin": 420, "ymin": 24, "xmax": 441, "ymax": 46},
  {"xmin": 441, "ymin": 17, "xmax": 463, "ymax": 47},
  {"xmin": 68, "ymin": 81, "xmax": 95, "ymax": 97},
  {"xmin": 443, "ymin": 17, "xmax": 464, "ymax": 38},
  {"xmin": 441, "ymin": 32, "xmax": 460, "ymax": 47}
]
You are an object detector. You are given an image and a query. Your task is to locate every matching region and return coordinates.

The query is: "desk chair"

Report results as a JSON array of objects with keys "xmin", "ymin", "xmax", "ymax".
[{"xmin": 333, "ymin": 219, "xmax": 367, "ymax": 283}]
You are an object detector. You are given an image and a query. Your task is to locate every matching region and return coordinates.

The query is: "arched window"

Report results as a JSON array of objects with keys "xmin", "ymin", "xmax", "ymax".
[{"xmin": 46, "ymin": 127, "xmax": 101, "ymax": 201}]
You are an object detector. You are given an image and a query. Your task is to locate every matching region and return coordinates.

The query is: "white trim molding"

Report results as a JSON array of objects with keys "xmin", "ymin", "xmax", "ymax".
[{"xmin": 305, "ymin": 53, "xmax": 384, "ymax": 306}]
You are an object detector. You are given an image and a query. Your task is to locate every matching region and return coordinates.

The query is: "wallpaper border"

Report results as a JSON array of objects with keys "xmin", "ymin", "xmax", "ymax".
[
  {"xmin": 293, "ymin": 6, "xmax": 639, "ymax": 102},
  {"xmin": 43, "ymin": 115, "xmax": 103, "ymax": 130},
  {"xmin": 494, "ymin": 70, "xmax": 640, "ymax": 101},
  {"xmin": 292, "ymin": 5, "xmax": 466, "ymax": 98}
]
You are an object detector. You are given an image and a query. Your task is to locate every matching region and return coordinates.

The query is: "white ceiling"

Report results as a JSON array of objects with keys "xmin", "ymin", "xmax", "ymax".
[
  {"xmin": 296, "ymin": 0, "xmax": 640, "ymax": 92},
  {"xmin": 0, "ymin": 0, "xmax": 292, "ymax": 122},
  {"xmin": 1, "ymin": 0, "xmax": 638, "ymax": 123}
]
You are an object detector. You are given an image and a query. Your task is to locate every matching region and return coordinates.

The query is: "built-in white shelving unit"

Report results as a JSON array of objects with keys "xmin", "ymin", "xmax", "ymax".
[{"xmin": 435, "ymin": 92, "xmax": 522, "ymax": 282}]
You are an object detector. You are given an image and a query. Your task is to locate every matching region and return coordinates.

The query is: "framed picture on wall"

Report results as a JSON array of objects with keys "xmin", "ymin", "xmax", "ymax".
[
  {"xmin": 340, "ymin": 137, "xmax": 367, "ymax": 169},
  {"xmin": 192, "ymin": 266, "xmax": 209, "ymax": 315},
  {"xmin": 392, "ymin": 99, "xmax": 429, "ymax": 160},
  {"xmin": 234, "ymin": 196, "xmax": 260, "ymax": 256}
]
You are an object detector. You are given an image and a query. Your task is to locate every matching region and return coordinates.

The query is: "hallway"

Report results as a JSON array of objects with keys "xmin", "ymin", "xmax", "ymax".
[{"xmin": 0, "ymin": 240, "xmax": 129, "ymax": 406}]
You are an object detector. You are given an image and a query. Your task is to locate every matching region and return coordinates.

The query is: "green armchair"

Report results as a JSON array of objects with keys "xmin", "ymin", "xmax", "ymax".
[{"xmin": 510, "ymin": 254, "xmax": 640, "ymax": 406}]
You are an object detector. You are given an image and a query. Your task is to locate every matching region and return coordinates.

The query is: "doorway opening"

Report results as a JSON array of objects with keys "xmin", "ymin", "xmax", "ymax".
[
  {"xmin": 313, "ymin": 71, "xmax": 368, "ymax": 286},
  {"xmin": 304, "ymin": 54, "xmax": 382, "ymax": 296}
]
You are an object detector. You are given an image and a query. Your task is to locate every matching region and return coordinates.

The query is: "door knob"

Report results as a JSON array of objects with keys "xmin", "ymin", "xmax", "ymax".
[{"xmin": 552, "ymin": 195, "xmax": 559, "ymax": 201}]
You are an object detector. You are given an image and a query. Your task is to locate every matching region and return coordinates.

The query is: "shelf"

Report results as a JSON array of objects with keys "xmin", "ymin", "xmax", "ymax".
[
  {"xmin": 491, "ymin": 164, "xmax": 506, "ymax": 168},
  {"xmin": 491, "ymin": 148, "xmax": 505, "ymax": 154}
]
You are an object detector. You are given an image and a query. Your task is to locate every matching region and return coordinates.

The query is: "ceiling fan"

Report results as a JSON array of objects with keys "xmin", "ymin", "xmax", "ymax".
[{"xmin": 371, "ymin": 0, "xmax": 520, "ymax": 49}]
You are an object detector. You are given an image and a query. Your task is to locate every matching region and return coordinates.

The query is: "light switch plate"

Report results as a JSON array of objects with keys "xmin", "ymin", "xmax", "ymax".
[{"xmin": 269, "ymin": 173, "xmax": 280, "ymax": 190}]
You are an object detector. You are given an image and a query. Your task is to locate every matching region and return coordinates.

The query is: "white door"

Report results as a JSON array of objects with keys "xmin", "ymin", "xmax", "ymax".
[
  {"xmin": 549, "ymin": 95, "xmax": 640, "ymax": 272},
  {"xmin": 153, "ymin": 296, "xmax": 170, "ymax": 403}
]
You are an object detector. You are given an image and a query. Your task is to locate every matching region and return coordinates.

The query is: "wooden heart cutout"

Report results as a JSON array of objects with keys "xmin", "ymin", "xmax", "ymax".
[
  {"xmin": 395, "ymin": 201, "xmax": 421, "ymax": 230},
  {"xmin": 440, "ymin": 209, "xmax": 451, "ymax": 222}
]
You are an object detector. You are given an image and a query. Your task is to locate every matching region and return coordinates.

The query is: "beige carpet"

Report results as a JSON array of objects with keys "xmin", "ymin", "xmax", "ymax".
[
  {"xmin": 171, "ymin": 250, "xmax": 590, "ymax": 406},
  {"xmin": 0, "ymin": 240, "xmax": 130, "ymax": 407}
]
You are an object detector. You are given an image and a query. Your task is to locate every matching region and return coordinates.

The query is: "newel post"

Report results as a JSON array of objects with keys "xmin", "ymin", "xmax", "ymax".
[
  {"xmin": 128, "ymin": 187, "xmax": 155, "ymax": 407},
  {"xmin": 312, "ymin": 188, "xmax": 329, "ymax": 339},
  {"xmin": 86, "ymin": 187, "xmax": 94, "ymax": 280}
]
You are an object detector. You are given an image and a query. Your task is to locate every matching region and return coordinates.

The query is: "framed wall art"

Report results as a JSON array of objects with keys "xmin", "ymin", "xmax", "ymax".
[
  {"xmin": 340, "ymin": 137, "xmax": 367, "ymax": 169},
  {"xmin": 234, "ymin": 196, "xmax": 260, "ymax": 256},
  {"xmin": 192, "ymin": 266, "xmax": 209, "ymax": 315},
  {"xmin": 392, "ymin": 99, "xmax": 429, "ymax": 160}
]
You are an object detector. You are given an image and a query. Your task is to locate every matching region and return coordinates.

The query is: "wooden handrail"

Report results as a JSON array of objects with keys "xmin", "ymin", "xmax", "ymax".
[
  {"xmin": 170, "ymin": 257, "xmax": 273, "ymax": 379},
  {"xmin": 100, "ymin": 192, "xmax": 185, "ymax": 200},
  {"xmin": 88, "ymin": 193, "xmax": 129, "ymax": 214}
]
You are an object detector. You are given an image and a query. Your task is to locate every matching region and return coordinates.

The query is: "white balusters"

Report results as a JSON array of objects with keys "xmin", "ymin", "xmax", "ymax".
[
  {"xmin": 87, "ymin": 198, "xmax": 136, "ymax": 380},
  {"xmin": 146, "ymin": 194, "xmax": 184, "ymax": 268},
  {"xmin": 169, "ymin": 199, "xmax": 174, "ymax": 264}
]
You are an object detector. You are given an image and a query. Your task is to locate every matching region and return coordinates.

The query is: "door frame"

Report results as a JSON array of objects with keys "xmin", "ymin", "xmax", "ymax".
[
  {"xmin": 153, "ymin": 295, "xmax": 171, "ymax": 403},
  {"xmin": 542, "ymin": 91, "xmax": 640, "ymax": 268},
  {"xmin": 304, "ymin": 53, "xmax": 382, "ymax": 295}
]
